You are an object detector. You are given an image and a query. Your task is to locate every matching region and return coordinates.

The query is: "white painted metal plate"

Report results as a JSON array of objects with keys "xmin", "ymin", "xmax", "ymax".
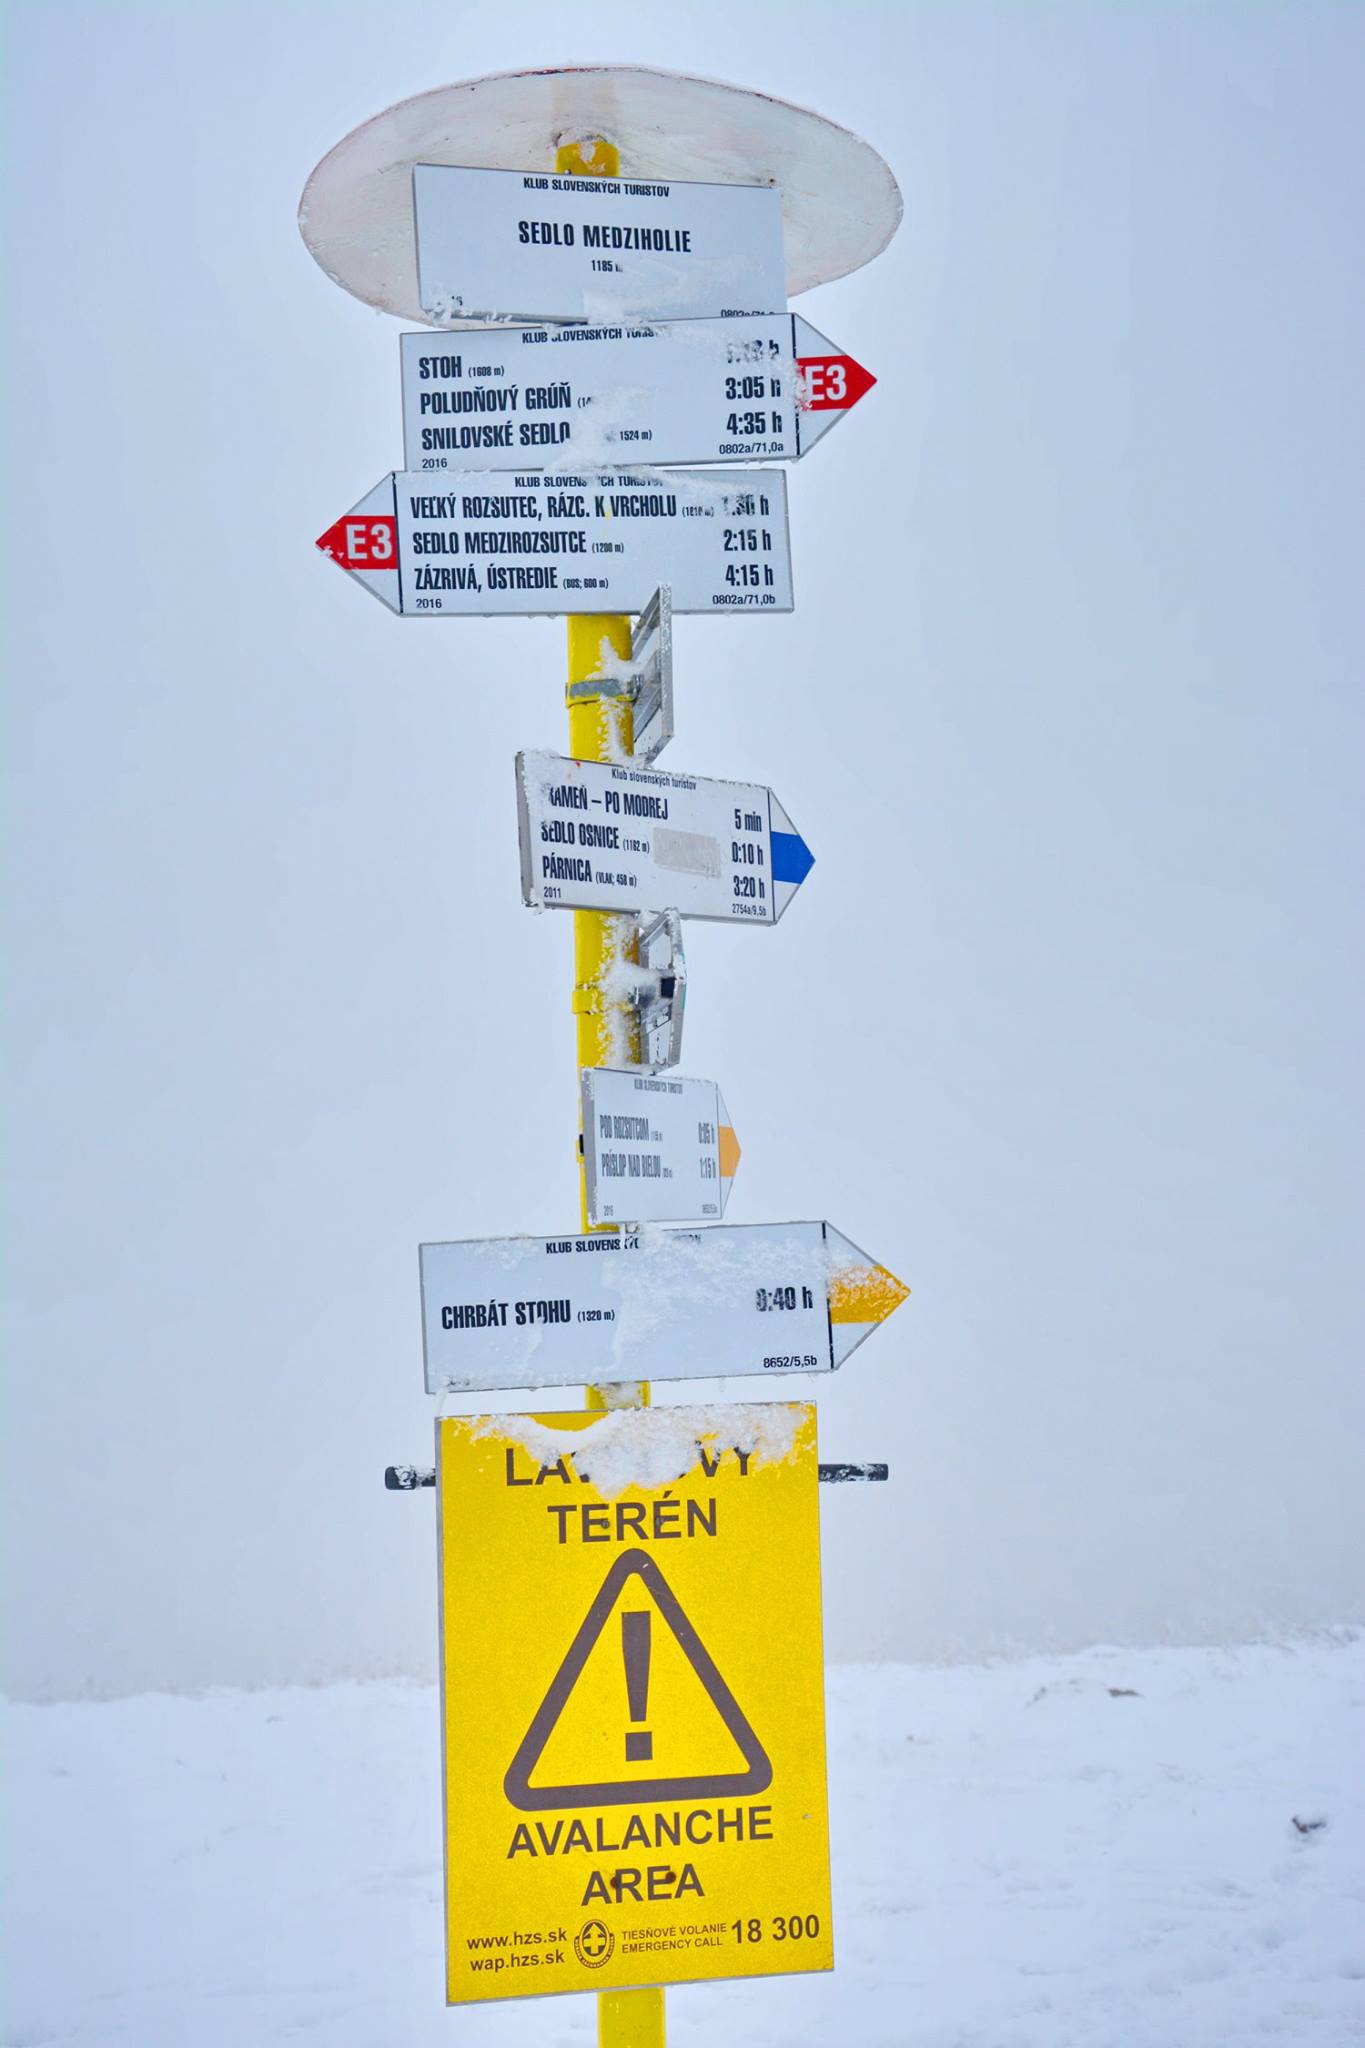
[
  {"xmin": 316, "ymin": 470, "xmax": 791, "ymax": 617},
  {"xmin": 413, "ymin": 163, "xmax": 784, "ymax": 324},
  {"xmin": 583, "ymin": 907, "xmax": 687, "ymax": 1076},
  {"xmin": 399, "ymin": 314, "xmax": 874, "ymax": 471},
  {"xmin": 516, "ymin": 751, "xmax": 814, "ymax": 925},
  {"xmin": 629, "ymin": 587, "xmax": 672, "ymax": 764},
  {"xmin": 418, "ymin": 1220, "xmax": 908, "ymax": 1392},
  {"xmin": 629, "ymin": 909, "xmax": 686, "ymax": 1074},
  {"xmin": 299, "ymin": 65, "xmax": 903, "ymax": 325},
  {"xmin": 582, "ymin": 1069, "xmax": 739, "ymax": 1226}
]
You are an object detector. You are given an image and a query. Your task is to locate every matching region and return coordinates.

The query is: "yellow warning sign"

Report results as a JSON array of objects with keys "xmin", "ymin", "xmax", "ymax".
[{"xmin": 437, "ymin": 1402, "xmax": 831, "ymax": 2003}]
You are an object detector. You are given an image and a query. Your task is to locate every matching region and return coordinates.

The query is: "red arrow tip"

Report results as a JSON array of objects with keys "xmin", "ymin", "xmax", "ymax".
[
  {"xmin": 314, "ymin": 512, "xmax": 398, "ymax": 569},
  {"xmin": 796, "ymin": 353, "xmax": 876, "ymax": 411},
  {"xmin": 840, "ymin": 355, "xmax": 877, "ymax": 405}
]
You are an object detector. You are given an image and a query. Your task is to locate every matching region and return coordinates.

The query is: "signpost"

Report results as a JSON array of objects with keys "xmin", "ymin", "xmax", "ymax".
[
  {"xmin": 412, "ymin": 164, "xmax": 786, "ymax": 324},
  {"xmin": 301, "ymin": 58, "xmax": 904, "ymax": 2048},
  {"xmin": 400, "ymin": 314, "xmax": 875, "ymax": 472},
  {"xmin": 418, "ymin": 1221, "xmax": 908, "ymax": 1393},
  {"xmin": 436, "ymin": 1402, "xmax": 831, "ymax": 2003},
  {"xmin": 516, "ymin": 751, "xmax": 814, "ymax": 924},
  {"xmin": 582, "ymin": 1069, "xmax": 740, "ymax": 1225},
  {"xmin": 316, "ymin": 469, "xmax": 793, "ymax": 617}
]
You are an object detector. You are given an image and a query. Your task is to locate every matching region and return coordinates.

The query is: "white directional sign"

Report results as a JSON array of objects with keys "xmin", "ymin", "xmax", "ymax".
[
  {"xmin": 400, "ymin": 314, "xmax": 875, "ymax": 472},
  {"xmin": 582, "ymin": 1069, "xmax": 740, "ymax": 1226},
  {"xmin": 418, "ymin": 1221, "xmax": 909, "ymax": 1393},
  {"xmin": 316, "ymin": 470, "xmax": 792, "ymax": 617},
  {"xmin": 412, "ymin": 164, "xmax": 785, "ymax": 325},
  {"xmin": 516, "ymin": 751, "xmax": 814, "ymax": 925}
]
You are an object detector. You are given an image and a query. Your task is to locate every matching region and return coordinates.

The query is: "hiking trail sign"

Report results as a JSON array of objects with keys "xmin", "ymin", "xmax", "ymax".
[
  {"xmin": 516, "ymin": 751, "xmax": 814, "ymax": 925},
  {"xmin": 316, "ymin": 470, "xmax": 792, "ymax": 617},
  {"xmin": 400, "ymin": 313, "xmax": 875, "ymax": 471},
  {"xmin": 418, "ymin": 1220, "xmax": 909, "ymax": 1393},
  {"xmin": 412, "ymin": 163, "xmax": 786, "ymax": 325},
  {"xmin": 581, "ymin": 1069, "xmax": 740, "ymax": 1226},
  {"xmin": 436, "ymin": 1401, "xmax": 831, "ymax": 2002}
]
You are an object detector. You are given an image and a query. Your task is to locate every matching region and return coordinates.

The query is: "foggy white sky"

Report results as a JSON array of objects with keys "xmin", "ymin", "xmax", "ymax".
[{"xmin": 3, "ymin": 1, "xmax": 1362, "ymax": 1700}]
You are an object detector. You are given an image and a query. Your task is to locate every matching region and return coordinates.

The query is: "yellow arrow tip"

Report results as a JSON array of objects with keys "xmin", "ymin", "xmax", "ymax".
[
  {"xmin": 718, "ymin": 1125, "xmax": 741, "ymax": 1178},
  {"xmin": 828, "ymin": 1261, "xmax": 910, "ymax": 1325}
]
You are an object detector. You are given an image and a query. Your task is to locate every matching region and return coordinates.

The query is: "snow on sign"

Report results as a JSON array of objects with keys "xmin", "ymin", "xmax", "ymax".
[
  {"xmin": 315, "ymin": 470, "xmax": 792, "ymax": 618},
  {"xmin": 582, "ymin": 1070, "xmax": 740, "ymax": 1226},
  {"xmin": 399, "ymin": 314, "xmax": 875, "ymax": 472},
  {"xmin": 412, "ymin": 164, "xmax": 785, "ymax": 325},
  {"xmin": 516, "ymin": 752, "xmax": 814, "ymax": 926},
  {"xmin": 418, "ymin": 1221, "xmax": 908, "ymax": 1393},
  {"xmin": 436, "ymin": 1401, "xmax": 831, "ymax": 2003}
]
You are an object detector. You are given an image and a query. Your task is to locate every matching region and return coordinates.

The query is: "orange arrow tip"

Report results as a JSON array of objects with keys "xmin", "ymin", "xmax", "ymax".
[
  {"xmin": 828, "ymin": 1261, "xmax": 910, "ymax": 1325},
  {"xmin": 718, "ymin": 1125, "xmax": 741, "ymax": 1178}
]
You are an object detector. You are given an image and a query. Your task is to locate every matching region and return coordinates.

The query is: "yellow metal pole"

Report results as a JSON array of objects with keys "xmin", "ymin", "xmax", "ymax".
[
  {"xmin": 594, "ymin": 1984, "xmax": 668, "ymax": 2048},
  {"xmin": 557, "ymin": 133, "xmax": 664, "ymax": 2048},
  {"xmin": 559, "ymin": 138, "xmax": 641, "ymax": 1249},
  {"xmin": 566, "ymin": 599, "xmax": 639, "ymax": 1222}
]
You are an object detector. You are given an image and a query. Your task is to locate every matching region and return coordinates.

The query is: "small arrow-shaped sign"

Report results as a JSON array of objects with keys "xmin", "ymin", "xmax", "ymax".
[
  {"xmin": 517, "ymin": 751, "xmax": 813, "ymax": 926},
  {"xmin": 582, "ymin": 1069, "xmax": 740, "ymax": 1225},
  {"xmin": 418, "ymin": 1220, "xmax": 908, "ymax": 1393},
  {"xmin": 398, "ymin": 313, "xmax": 874, "ymax": 471},
  {"xmin": 316, "ymin": 469, "xmax": 793, "ymax": 618}
]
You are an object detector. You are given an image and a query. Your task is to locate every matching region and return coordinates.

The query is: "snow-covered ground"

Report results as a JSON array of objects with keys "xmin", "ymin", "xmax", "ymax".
[{"xmin": 5, "ymin": 1637, "xmax": 1363, "ymax": 2047}]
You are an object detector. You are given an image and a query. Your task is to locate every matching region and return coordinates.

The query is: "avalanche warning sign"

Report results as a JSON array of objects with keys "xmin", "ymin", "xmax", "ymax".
[{"xmin": 436, "ymin": 1403, "xmax": 831, "ymax": 2003}]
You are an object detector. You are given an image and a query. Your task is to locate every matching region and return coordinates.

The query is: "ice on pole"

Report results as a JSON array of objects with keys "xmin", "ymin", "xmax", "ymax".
[
  {"xmin": 418, "ymin": 1221, "xmax": 909, "ymax": 1392},
  {"xmin": 315, "ymin": 470, "xmax": 793, "ymax": 617},
  {"xmin": 400, "ymin": 314, "xmax": 876, "ymax": 472},
  {"xmin": 516, "ymin": 751, "xmax": 814, "ymax": 925}
]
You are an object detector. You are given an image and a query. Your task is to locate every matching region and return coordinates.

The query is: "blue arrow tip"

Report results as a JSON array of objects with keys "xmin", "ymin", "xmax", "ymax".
[{"xmin": 771, "ymin": 830, "xmax": 815, "ymax": 886}]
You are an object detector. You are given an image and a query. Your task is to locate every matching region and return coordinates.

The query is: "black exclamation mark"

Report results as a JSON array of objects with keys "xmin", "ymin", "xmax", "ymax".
[{"xmin": 622, "ymin": 1610, "xmax": 652, "ymax": 1762}]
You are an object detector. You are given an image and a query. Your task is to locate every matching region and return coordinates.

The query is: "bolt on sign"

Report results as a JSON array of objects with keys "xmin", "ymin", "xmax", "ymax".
[{"xmin": 436, "ymin": 1402, "xmax": 831, "ymax": 2003}]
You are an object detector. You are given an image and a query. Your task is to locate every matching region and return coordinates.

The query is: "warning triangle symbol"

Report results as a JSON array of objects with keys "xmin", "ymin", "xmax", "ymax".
[{"xmin": 504, "ymin": 1548, "xmax": 772, "ymax": 1811}]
